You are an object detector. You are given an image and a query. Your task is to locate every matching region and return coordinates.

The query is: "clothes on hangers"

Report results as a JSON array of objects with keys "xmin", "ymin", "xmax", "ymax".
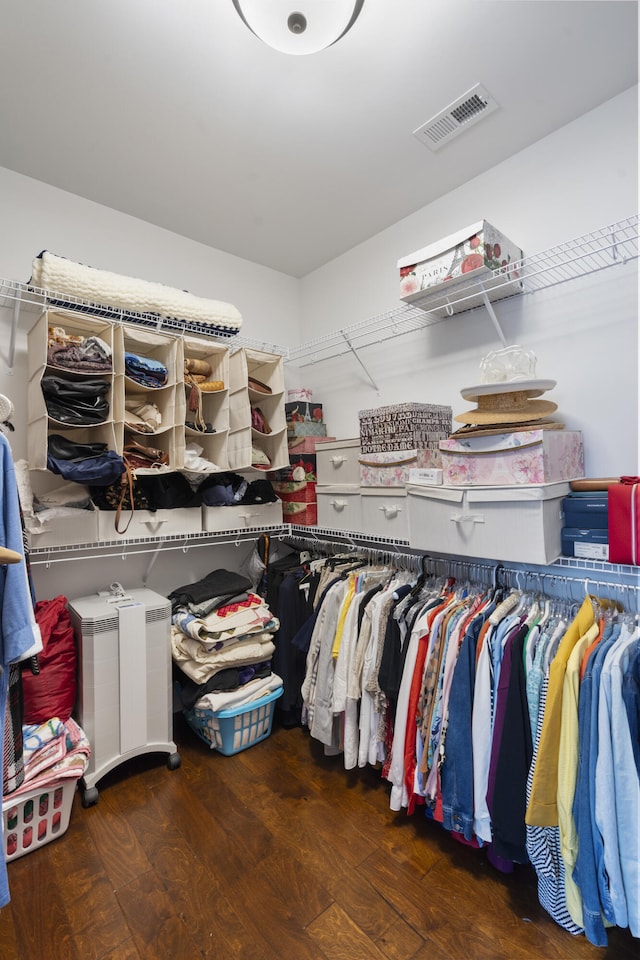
[{"xmin": 288, "ymin": 551, "xmax": 639, "ymax": 948}]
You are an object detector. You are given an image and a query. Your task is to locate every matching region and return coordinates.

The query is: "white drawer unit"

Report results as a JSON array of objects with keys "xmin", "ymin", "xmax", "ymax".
[
  {"xmin": 406, "ymin": 481, "xmax": 571, "ymax": 565},
  {"xmin": 316, "ymin": 438, "xmax": 361, "ymax": 486},
  {"xmin": 360, "ymin": 488, "xmax": 409, "ymax": 540},
  {"xmin": 317, "ymin": 485, "xmax": 362, "ymax": 532}
]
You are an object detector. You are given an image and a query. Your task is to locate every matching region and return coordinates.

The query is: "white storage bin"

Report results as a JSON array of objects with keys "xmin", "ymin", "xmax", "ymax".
[
  {"xmin": 317, "ymin": 485, "xmax": 362, "ymax": 532},
  {"xmin": 202, "ymin": 500, "xmax": 283, "ymax": 532},
  {"xmin": 97, "ymin": 506, "xmax": 203, "ymax": 541},
  {"xmin": 28, "ymin": 504, "xmax": 99, "ymax": 549},
  {"xmin": 360, "ymin": 488, "xmax": 409, "ymax": 540},
  {"xmin": 316, "ymin": 439, "xmax": 361, "ymax": 486},
  {"xmin": 406, "ymin": 481, "xmax": 571, "ymax": 564}
]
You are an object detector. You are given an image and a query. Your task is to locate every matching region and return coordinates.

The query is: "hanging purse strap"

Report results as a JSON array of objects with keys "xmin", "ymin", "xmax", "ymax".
[{"xmin": 115, "ymin": 461, "xmax": 136, "ymax": 534}]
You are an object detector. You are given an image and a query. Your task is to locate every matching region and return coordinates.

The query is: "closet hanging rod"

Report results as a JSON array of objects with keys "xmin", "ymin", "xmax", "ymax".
[{"xmin": 283, "ymin": 533, "xmax": 639, "ymax": 601}]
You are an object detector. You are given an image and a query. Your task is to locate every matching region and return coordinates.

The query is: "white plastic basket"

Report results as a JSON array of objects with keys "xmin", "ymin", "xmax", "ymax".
[{"xmin": 2, "ymin": 778, "xmax": 78, "ymax": 861}]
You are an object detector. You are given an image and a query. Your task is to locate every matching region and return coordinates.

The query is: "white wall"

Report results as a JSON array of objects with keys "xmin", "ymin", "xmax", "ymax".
[
  {"xmin": 297, "ymin": 88, "xmax": 639, "ymax": 478},
  {"xmin": 0, "ymin": 87, "xmax": 637, "ymax": 601}
]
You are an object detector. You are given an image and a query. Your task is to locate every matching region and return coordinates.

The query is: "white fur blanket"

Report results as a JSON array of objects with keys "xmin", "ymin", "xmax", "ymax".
[{"xmin": 31, "ymin": 250, "xmax": 242, "ymax": 333}]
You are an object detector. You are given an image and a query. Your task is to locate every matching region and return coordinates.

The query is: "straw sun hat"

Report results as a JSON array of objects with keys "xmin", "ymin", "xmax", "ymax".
[{"xmin": 454, "ymin": 379, "xmax": 557, "ymax": 425}]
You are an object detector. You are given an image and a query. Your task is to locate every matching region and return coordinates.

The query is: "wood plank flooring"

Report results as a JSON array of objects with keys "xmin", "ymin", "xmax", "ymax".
[{"xmin": 0, "ymin": 714, "xmax": 637, "ymax": 960}]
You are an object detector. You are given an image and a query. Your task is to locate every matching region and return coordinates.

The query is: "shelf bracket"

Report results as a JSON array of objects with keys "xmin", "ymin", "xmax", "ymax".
[
  {"xmin": 341, "ymin": 331, "xmax": 380, "ymax": 393},
  {"xmin": 7, "ymin": 298, "xmax": 19, "ymax": 374},
  {"xmin": 479, "ymin": 287, "xmax": 508, "ymax": 347},
  {"xmin": 142, "ymin": 539, "xmax": 166, "ymax": 584}
]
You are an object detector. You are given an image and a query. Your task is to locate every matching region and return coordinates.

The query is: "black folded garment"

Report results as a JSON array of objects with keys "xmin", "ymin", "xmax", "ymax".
[
  {"xmin": 48, "ymin": 434, "xmax": 109, "ymax": 461},
  {"xmin": 173, "ymin": 661, "xmax": 273, "ymax": 712},
  {"xmin": 168, "ymin": 568, "xmax": 253, "ymax": 611},
  {"xmin": 41, "ymin": 376, "xmax": 110, "ymax": 425}
]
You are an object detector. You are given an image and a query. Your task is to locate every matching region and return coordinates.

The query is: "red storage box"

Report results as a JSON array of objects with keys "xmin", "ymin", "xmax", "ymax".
[
  {"xmin": 608, "ymin": 477, "xmax": 640, "ymax": 564},
  {"xmin": 272, "ymin": 480, "xmax": 317, "ymax": 503},
  {"xmin": 281, "ymin": 501, "xmax": 318, "ymax": 525}
]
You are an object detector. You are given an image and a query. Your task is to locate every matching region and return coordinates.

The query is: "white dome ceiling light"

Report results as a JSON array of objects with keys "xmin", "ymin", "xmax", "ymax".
[{"xmin": 232, "ymin": 1, "xmax": 365, "ymax": 55}]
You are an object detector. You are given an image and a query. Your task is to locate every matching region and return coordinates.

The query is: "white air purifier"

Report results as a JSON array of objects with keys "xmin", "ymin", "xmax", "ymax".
[{"xmin": 68, "ymin": 585, "xmax": 180, "ymax": 806}]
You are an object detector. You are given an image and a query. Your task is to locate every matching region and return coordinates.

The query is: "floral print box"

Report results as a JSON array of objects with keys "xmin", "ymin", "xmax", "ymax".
[
  {"xmin": 439, "ymin": 429, "xmax": 584, "ymax": 486},
  {"xmin": 397, "ymin": 220, "xmax": 523, "ymax": 315}
]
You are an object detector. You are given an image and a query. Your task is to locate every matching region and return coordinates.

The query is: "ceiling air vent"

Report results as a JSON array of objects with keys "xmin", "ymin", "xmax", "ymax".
[{"xmin": 413, "ymin": 84, "xmax": 499, "ymax": 151}]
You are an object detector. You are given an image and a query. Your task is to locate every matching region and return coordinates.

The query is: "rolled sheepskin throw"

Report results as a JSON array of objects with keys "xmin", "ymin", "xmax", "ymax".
[{"xmin": 30, "ymin": 250, "xmax": 242, "ymax": 333}]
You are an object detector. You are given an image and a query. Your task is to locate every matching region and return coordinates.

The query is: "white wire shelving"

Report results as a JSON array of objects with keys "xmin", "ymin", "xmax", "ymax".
[
  {"xmin": 287, "ymin": 215, "xmax": 639, "ymax": 369},
  {"xmin": 6, "ymin": 215, "xmax": 640, "ymax": 598},
  {"xmin": 29, "ymin": 520, "xmax": 640, "ymax": 589},
  {"xmin": 0, "ymin": 276, "xmax": 288, "ymax": 372},
  {"xmin": 2, "ymin": 216, "xmax": 636, "ymax": 375}
]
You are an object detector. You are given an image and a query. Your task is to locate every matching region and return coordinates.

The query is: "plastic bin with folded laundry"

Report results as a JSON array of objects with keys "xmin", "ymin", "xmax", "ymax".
[{"xmin": 170, "ymin": 568, "xmax": 284, "ymax": 755}]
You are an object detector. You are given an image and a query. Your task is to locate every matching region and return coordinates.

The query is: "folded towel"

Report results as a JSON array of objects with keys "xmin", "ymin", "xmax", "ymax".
[{"xmin": 31, "ymin": 250, "xmax": 243, "ymax": 333}]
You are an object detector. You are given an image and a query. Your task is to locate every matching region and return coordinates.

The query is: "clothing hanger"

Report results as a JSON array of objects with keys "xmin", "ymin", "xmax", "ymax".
[{"xmin": 0, "ymin": 546, "xmax": 21, "ymax": 564}]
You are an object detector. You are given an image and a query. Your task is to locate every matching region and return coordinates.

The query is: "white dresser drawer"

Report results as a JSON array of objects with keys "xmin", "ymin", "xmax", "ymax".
[
  {"xmin": 316, "ymin": 438, "xmax": 361, "ymax": 486},
  {"xmin": 317, "ymin": 485, "xmax": 362, "ymax": 532},
  {"xmin": 360, "ymin": 488, "xmax": 409, "ymax": 540}
]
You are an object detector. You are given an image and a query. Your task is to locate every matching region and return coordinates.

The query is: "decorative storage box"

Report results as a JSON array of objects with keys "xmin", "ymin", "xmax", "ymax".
[
  {"xmin": 202, "ymin": 500, "xmax": 283, "ymax": 532},
  {"xmin": 288, "ymin": 436, "xmax": 336, "ymax": 456},
  {"xmin": 287, "ymin": 453, "xmax": 318, "ymax": 481},
  {"xmin": 439, "ymin": 430, "xmax": 584, "ymax": 486},
  {"xmin": 285, "ymin": 401, "xmax": 323, "ymax": 424},
  {"xmin": 281, "ymin": 500, "xmax": 318, "ymax": 526},
  {"xmin": 287, "ymin": 421, "xmax": 327, "ymax": 439},
  {"xmin": 185, "ymin": 686, "xmax": 283, "ymax": 755},
  {"xmin": 3, "ymin": 778, "xmax": 79, "ymax": 861},
  {"xmin": 287, "ymin": 388, "xmax": 313, "ymax": 403},
  {"xmin": 406, "ymin": 481, "xmax": 571, "ymax": 564},
  {"xmin": 317, "ymin": 486, "xmax": 362, "ymax": 532},
  {"xmin": 359, "ymin": 403, "xmax": 452, "ymax": 455},
  {"xmin": 397, "ymin": 220, "xmax": 523, "ymax": 314},
  {"xmin": 359, "ymin": 448, "xmax": 444, "ymax": 488},
  {"xmin": 360, "ymin": 489, "xmax": 409, "ymax": 539},
  {"xmin": 272, "ymin": 479, "xmax": 317, "ymax": 503},
  {"xmin": 561, "ymin": 528, "xmax": 609, "ymax": 561}
]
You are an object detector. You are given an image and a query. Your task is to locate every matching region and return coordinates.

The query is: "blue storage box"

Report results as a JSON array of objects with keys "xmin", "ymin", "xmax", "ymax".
[
  {"xmin": 562, "ymin": 492, "xmax": 608, "ymax": 529},
  {"xmin": 561, "ymin": 527, "xmax": 609, "ymax": 561},
  {"xmin": 184, "ymin": 686, "xmax": 283, "ymax": 755}
]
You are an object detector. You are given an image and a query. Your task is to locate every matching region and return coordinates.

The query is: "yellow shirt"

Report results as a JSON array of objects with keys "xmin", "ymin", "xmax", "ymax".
[
  {"xmin": 557, "ymin": 622, "xmax": 599, "ymax": 927},
  {"xmin": 526, "ymin": 595, "xmax": 595, "ymax": 827},
  {"xmin": 331, "ymin": 577, "xmax": 356, "ymax": 659}
]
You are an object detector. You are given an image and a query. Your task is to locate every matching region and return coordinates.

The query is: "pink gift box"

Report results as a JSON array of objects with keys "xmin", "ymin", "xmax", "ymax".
[
  {"xmin": 439, "ymin": 429, "xmax": 584, "ymax": 486},
  {"xmin": 287, "ymin": 436, "xmax": 336, "ymax": 455}
]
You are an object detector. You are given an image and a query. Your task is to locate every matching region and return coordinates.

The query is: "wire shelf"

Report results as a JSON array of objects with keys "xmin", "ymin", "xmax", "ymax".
[
  {"xmin": 28, "ymin": 524, "xmax": 289, "ymax": 564},
  {"xmin": 0, "ymin": 277, "xmax": 288, "ymax": 357},
  {"xmin": 288, "ymin": 215, "xmax": 638, "ymax": 367}
]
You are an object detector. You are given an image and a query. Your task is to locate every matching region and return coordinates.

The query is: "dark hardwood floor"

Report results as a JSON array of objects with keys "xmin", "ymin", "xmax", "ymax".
[{"xmin": 0, "ymin": 713, "xmax": 636, "ymax": 960}]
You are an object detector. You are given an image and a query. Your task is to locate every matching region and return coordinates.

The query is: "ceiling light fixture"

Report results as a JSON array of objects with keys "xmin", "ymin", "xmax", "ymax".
[{"xmin": 232, "ymin": 1, "xmax": 365, "ymax": 56}]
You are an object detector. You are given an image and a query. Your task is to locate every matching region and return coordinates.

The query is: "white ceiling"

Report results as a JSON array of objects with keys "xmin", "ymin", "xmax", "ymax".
[{"xmin": 0, "ymin": 1, "xmax": 637, "ymax": 278}]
